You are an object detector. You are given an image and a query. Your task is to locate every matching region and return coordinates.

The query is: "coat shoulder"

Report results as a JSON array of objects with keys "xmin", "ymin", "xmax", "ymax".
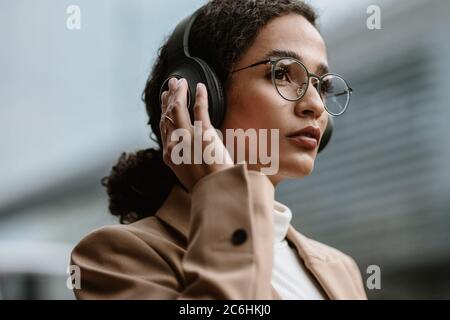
[
  {"xmin": 73, "ymin": 216, "xmax": 160, "ymax": 244},
  {"xmin": 69, "ymin": 217, "xmax": 186, "ymax": 299},
  {"xmin": 307, "ymin": 236, "xmax": 355, "ymax": 263},
  {"xmin": 71, "ymin": 215, "xmax": 184, "ymax": 263}
]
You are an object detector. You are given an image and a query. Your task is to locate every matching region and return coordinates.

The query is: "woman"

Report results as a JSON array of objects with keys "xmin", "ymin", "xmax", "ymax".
[{"xmin": 71, "ymin": 0, "xmax": 367, "ymax": 300}]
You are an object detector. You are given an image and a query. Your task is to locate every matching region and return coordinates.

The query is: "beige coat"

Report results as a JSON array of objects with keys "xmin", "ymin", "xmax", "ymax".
[{"xmin": 70, "ymin": 163, "xmax": 367, "ymax": 299}]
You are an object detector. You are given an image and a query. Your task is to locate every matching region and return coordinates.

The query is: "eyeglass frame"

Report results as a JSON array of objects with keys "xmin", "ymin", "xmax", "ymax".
[{"xmin": 231, "ymin": 56, "xmax": 353, "ymax": 116}]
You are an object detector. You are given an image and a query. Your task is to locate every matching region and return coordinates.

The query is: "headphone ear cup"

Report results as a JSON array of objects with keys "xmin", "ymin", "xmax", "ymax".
[
  {"xmin": 158, "ymin": 58, "xmax": 223, "ymax": 126},
  {"xmin": 318, "ymin": 115, "xmax": 334, "ymax": 153},
  {"xmin": 191, "ymin": 57, "xmax": 225, "ymax": 128}
]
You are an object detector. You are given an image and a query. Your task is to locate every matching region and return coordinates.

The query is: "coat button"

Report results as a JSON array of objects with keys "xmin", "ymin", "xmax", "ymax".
[{"xmin": 231, "ymin": 229, "xmax": 247, "ymax": 245}]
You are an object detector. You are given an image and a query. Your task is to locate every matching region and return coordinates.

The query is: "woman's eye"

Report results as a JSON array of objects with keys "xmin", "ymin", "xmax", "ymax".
[
  {"xmin": 274, "ymin": 67, "xmax": 289, "ymax": 82},
  {"xmin": 321, "ymin": 80, "xmax": 332, "ymax": 93}
]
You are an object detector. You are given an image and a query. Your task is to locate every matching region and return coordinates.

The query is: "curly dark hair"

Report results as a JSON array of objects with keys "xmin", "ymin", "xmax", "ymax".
[{"xmin": 101, "ymin": 0, "xmax": 318, "ymax": 224}]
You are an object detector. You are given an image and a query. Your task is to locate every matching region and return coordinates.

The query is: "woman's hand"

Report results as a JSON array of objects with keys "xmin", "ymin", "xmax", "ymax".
[{"xmin": 160, "ymin": 77, "xmax": 234, "ymax": 192}]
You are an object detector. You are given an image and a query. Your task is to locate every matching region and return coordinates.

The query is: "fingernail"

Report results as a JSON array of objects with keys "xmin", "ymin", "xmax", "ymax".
[
  {"xmin": 177, "ymin": 78, "xmax": 184, "ymax": 88},
  {"xmin": 169, "ymin": 77, "xmax": 177, "ymax": 89}
]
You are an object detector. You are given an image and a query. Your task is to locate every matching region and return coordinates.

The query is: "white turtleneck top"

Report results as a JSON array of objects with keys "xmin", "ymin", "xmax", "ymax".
[{"xmin": 271, "ymin": 200, "xmax": 327, "ymax": 300}]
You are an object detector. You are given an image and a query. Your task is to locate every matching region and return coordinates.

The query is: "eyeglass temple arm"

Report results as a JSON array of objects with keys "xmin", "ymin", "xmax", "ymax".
[
  {"xmin": 334, "ymin": 88, "xmax": 353, "ymax": 97},
  {"xmin": 231, "ymin": 59, "xmax": 271, "ymax": 73}
]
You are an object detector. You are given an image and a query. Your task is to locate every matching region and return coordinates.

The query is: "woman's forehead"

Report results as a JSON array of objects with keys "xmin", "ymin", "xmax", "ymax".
[{"xmin": 242, "ymin": 13, "xmax": 328, "ymax": 69}]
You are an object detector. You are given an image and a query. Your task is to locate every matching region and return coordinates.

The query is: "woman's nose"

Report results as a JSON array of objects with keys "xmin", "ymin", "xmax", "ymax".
[{"xmin": 294, "ymin": 79, "xmax": 326, "ymax": 119}]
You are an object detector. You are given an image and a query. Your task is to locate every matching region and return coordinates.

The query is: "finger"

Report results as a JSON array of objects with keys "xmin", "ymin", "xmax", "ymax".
[
  {"xmin": 159, "ymin": 90, "xmax": 169, "ymax": 141},
  {"xmin": 193, "ymin": 83, "xmax": 212, "ymax": 128},
  {"xmin": 159, "ymin": 77, "xmax": 179, "ymax": 140},
  {"xmin": 162, "ymin": 77, "xmax": 177, "ymax": 113},
  {"xmin": 159, "ymin": 113, "xmax": 170, "ymax": 144},
  {"xmin": 166, "ymin": 78, "xmax": 192, "ymax": 129},
  {"xmin": 161, "ymin": 90, "xmax": 169, "ymax": 113},
  {"xmin": 162, "ymin": 77, "xmax": 178, "ymax": 112}
]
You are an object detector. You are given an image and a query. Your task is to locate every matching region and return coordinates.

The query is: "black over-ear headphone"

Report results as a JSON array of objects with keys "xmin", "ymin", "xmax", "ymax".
[{"xmin": 159, "ymin": 8, "xmax": 334, "ymax": 153}]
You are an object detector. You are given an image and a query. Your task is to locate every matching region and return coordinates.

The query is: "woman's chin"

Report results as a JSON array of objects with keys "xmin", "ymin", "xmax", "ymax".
[{"xmin": 282, "ymin": 153, "xmax": 315, "ymax": 177}]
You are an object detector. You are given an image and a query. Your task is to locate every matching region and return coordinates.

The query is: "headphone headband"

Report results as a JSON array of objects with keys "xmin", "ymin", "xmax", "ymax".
[{"xmin": 166, "ymin": 9, "xmax": 202, "ymax": 60}]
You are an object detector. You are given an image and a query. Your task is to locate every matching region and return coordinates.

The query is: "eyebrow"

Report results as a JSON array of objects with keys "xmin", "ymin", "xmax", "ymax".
[{"xmin": 262, "ymin": 49, "xmax": 329, "ymax": 75}]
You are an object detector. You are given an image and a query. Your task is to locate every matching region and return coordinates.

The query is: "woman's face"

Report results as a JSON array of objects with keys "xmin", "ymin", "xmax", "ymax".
[{"xmin": 221, "ymin": 13, "xmax": 329, "ymax": 186}]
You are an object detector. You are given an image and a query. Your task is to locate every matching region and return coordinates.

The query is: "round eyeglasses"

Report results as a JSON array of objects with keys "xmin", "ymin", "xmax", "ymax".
[{"xmin": 232, "ymin": 57, "xmax": 353, "ymax": 116}]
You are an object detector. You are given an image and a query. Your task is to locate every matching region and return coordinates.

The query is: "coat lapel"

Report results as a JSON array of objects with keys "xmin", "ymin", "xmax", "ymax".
[{"xmin": 286, "ymin": 225, "xmax": 364, "ymax": 299}]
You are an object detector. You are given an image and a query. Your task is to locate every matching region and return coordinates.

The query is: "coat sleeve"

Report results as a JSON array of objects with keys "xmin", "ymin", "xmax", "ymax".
[{"xmin": 70, "ymin": 162, "xmax": 276, "ymax": 299}]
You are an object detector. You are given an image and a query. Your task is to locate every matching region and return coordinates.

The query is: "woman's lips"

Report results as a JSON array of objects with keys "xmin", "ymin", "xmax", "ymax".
[
  {"xmin": 288, "ymin": 135, "xmax": 318, "ymax": 150},
  {"xmin": 286, "ymin": 125, "xmax": 321, "ymax": 150}
]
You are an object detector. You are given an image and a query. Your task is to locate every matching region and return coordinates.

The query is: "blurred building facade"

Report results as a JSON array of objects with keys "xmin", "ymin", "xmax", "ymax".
[
  {"xmin": 278, "ymin": 0, "xmax": 450, "ymax": 299},
  {"xmin": 1, "ymin": 0, "xmax": 449, "ymax": 299}
]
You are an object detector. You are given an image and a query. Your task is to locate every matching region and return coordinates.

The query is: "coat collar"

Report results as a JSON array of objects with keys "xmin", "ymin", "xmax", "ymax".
[
  {"xmin": 155, "ymin": 184, "xmax": 192, "ymax": 242},
  {"xmin": 286, "ymin": 226, "xmax": 364, "ymax": 299},
  {"xmin": 155, "ymin": 185, "xmax": 359, "ymax": 300}
]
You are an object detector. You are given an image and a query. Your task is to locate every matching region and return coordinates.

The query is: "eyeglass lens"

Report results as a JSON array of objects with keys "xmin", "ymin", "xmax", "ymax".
[{"xmin": 273, "ymin": 58, "xmax": 350, "ymax": 116}]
